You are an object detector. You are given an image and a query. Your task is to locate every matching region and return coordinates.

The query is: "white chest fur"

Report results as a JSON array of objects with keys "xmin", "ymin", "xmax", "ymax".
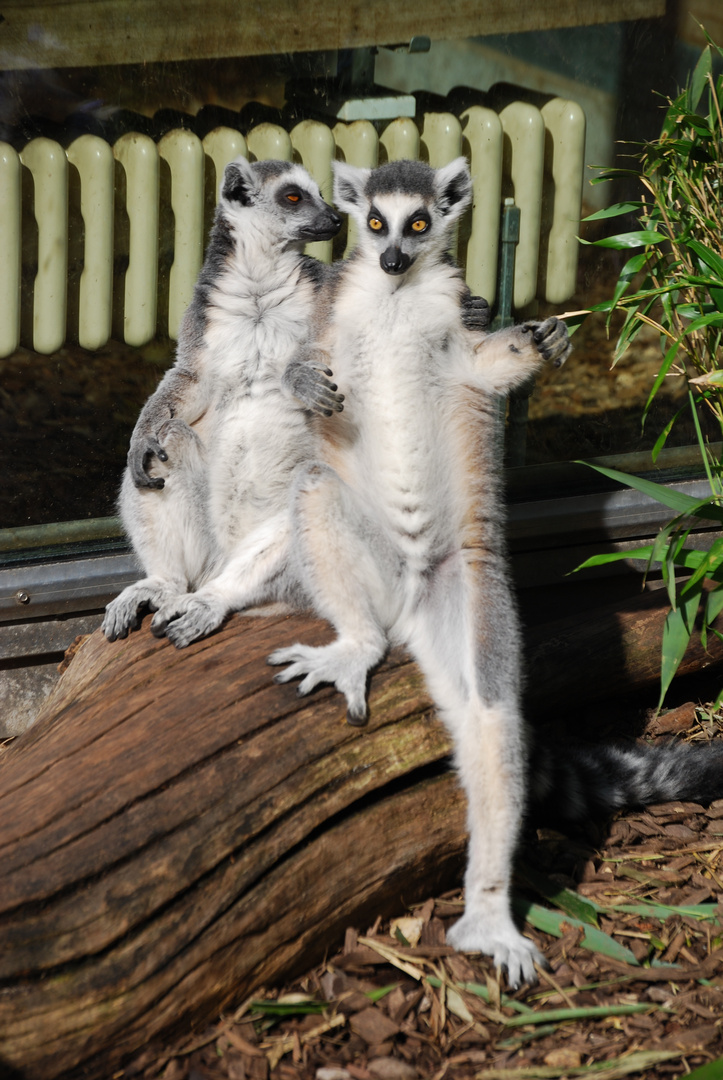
[{"xmin": 326, "ymin": 261, "xmax": 469, "ymax": 562}]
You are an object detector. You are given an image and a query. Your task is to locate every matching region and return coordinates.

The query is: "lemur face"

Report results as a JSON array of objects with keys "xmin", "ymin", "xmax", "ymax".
[
  {"xmin": 221, "ymin": 157, "xmax": 342, "ymax": 245},
  {"xmin": 333, "ymin": 158, "xmax": 473, "ymax": 276}
]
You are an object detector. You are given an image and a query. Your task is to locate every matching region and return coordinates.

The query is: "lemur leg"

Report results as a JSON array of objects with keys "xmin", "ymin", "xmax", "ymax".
[
  {"xmin": 156, "ymin": 512, "xmax": 297, "ymax": 647},
  {"xmin": 103, "ymin": 419, "xmax": 219, "ymax": 641},
  {"xmin": 268, "ymin": 462, "xmax": 399, "ymax": 726},
  {"xmin": 401, "ymin": 549, "xmax": 543, "ymax": 988}
]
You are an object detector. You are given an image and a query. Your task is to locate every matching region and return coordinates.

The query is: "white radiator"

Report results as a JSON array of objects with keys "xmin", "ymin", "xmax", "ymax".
[{"xmin": 0, "ymin": 100, "xmax": 585, "ymax": 359}]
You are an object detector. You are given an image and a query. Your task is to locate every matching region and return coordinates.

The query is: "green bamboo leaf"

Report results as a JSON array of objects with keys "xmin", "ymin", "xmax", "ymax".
[
  {"xmin": 517, "ymin": 864, "xmax": 600, "ymax": 926},
  {"xmin": 587, "ymin": 229, "xmax": 664, "ymax": 249},
  {"xmin": 642, "ymin": 337, "xmax": 682, "ymax": 426},
  {"xmin": 612, "ymin": 900, "xmax": 719, "ymax": 921},
  {"xmin": 658, "ymin": 582, "xmax": 703, "ymax": 708},
  {"xmin": 476, "ymin": 1051, "xmax": 684, "ymax": 1080},
  {"xmin": 572, "ymin": 546, "xmax": 655, "ymax": 573},
  {"xmin": 704, "ymin": 584, "xmax": 723, "ymax": 628},
  {"xmin": 684, "ymin": 1057, "xmax": 723, "ymax": 1080},
  {"xmin": 425, "ymin": 976, "xmax": 532, "ymax": 1014},
  {"xmin": 680, "ymin": 310, "xmax": 723, "ymax": 335},
  {"xmin": 577, "ymin": 462, "xmax": 723, "ymax": 519},
  {"xmin": 688, "ymin": 47, "xmax": 712, "ymax": 113},
  {"xmin": 610, "ymin": 253, "xmax": 649, "ymax": 308},
  {"xmin": 575, "ymin": 543, "xmax": 718, "ymax": 576},
  {"xmin": 365, "ymin": 984, "xmax": 400, "ymax": 1002},
  {"xmin": 681, "ymin": 536, "xmax": 723, "ymax": 593},
  {"xmin": 503, "ymin": 1002, "xmax": 663, "ymax": 1028},
  {"xmin": 676, "ymin": 302, "xmax": 720, "ymax": 317},
  {"xmin": 496, "ymin": 1024, "xmax": 560, "ymax": 1049},
  {"xmin": 582, "ymin": 202, "xmax": 642, "ymax": 221},
  {"xmin": 614, "ymin": 307, "xmax": 650, "ymax": 364},
  {"xmin": 513, "ymin": 899, "xmax": 639, "ymax": 965},
  {"xmin": 688, "ymin": 236, "xmax": 723, "ymax": 279},
  {"xmin": 652, "ymin": 404, "xmax": 689, "ymax": 462}
]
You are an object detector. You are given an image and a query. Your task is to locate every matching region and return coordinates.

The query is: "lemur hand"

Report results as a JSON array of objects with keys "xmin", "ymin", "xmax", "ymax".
[
  {"xmin": 523, "ymin": 317, "xmax": 572, "ymax": 369},
  {"xmin": 461, "ymin": 291, "xmax": 491, "ymax": 332},
  {"xmin": 283, "ymin": 354, "xmax": 345, "ymax": 417},
  {"xmin": 127, "ymin": 431, "xmax": 168, "ymax": 489}
]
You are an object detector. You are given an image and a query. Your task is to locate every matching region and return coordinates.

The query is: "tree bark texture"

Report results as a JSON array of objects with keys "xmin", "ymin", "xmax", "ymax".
[{"xmin": 0, "ymin": 586, "xmax": 721, "ymax": 1079}]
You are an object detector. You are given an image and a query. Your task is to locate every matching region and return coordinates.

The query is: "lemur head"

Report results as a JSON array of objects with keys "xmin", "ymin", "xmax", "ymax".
[
  {"xmin": 333, "ymin": 157, "xmax": 472, "ymax": 276},
  {"xmin": 220, "ymin": 156, "xmax": 342, "ymax": 246}
]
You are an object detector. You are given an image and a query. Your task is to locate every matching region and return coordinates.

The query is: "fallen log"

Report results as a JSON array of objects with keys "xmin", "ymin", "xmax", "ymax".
[{"xmin": 0, "ymin": 586, "xmax": 721, "ymax": 1079}]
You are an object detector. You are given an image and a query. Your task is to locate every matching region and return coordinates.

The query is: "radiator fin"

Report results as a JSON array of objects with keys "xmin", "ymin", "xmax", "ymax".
[{"xmin": 0, "ymin": 101, "xmax": 585, "ymax": 358}]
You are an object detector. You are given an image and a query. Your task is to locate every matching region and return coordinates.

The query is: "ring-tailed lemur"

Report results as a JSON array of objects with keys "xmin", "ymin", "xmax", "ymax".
[
  {"xmin": 194, "ymin": 157, "xmax": 719, "ymax": 986},
  {"xmin": 103, "ymin": 155, "xmax": 489, "ymax": 643}
]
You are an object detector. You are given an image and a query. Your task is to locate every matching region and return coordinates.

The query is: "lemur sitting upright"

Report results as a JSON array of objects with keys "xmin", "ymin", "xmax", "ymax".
[
  {"xmin": 102, "ymin": 156, "xmax": 344, "ymax": 641},
  {"xmin": 103, "ymin": 155, "xmax": 489, "ymax": 643}
]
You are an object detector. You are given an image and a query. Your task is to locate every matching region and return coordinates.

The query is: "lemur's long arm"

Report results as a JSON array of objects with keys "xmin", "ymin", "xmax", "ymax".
[{"xmin": 469, "ymin": 318, "xmax": 571, "ymax": 395}]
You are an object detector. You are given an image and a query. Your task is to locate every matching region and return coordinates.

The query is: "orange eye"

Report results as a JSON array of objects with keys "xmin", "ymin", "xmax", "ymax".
[
  {"xmin": 286, "ymin": 192, "xmax": 301, "ymax": 203},
  {"xmin": 368, "ymin": 217, "xmax": 384, "ymax": 231},
  {"xmin": 411, "ymin": 218, "xmax": 428, "ymax": 232}
]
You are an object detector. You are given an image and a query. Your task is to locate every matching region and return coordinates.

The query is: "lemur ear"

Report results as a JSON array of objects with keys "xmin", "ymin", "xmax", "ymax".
[
  {"xmin": 434, "ymin": 157, "xmax": 473, "ymax": 220},
  {"xmin": 221, "ymin": 156, "xmax": 259, "ymax": 206},
  {"xmin": 333, "ymin": 161, "xmax": 371, "ymax": 215}
]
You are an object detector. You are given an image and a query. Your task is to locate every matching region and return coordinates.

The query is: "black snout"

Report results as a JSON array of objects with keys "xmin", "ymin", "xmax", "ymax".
[
  {"xmin": 380, "ymin": 246, "xmax": 411, "ymax": 275},
  {"xmin": 301, "ymin": 208, "xmax": 343, "ymax": 242}
]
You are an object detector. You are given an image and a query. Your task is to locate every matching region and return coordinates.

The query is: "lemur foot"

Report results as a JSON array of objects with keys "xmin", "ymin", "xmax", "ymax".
[
  {"xmin": 102, "ymin": 580, "xmax": 182, "ymax": 641},
  {"xmin": 446, "ymin": 911, "xmax": 545, "ymax": 990},
  {"xmin": 153, "ymin": 593, "xmax": 227, "ymax": 648},
  {"xmin": 267, "ymin": 640, "xmax": 374, "ymax": 725},
  {"xmin": 523, "ymin": 316, "xmax": 572, "ymax": 369}
]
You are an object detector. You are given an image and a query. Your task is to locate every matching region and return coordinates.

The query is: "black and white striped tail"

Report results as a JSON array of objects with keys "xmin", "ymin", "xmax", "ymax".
[{"xmin": 531, "ymin": 738, "xmax": 723, "ymax": 820}]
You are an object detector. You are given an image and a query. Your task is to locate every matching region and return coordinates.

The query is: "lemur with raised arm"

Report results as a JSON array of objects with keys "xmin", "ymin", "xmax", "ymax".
[
  {"xmin": 166, "ymin": 156, "xmax": 723, "ymax": 984},
  {"xmin": 107, "ymin": 154, "xmax": 723, "ymax": 986},
  {"xmin": 103, "ymin": 155, "xmax": 488, "ymax": 642}
]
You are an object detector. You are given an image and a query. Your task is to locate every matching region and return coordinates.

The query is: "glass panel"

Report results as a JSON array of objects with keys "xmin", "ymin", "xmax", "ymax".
[{"xmin": 0, "ymin": 6, "xmax": 710, "ymax": 548}]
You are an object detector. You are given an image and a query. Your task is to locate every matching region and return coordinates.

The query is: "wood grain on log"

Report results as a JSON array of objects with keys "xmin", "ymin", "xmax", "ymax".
[{"xmin": 0, "ymin": 585, "xmax": 721, "ymax": 1078}]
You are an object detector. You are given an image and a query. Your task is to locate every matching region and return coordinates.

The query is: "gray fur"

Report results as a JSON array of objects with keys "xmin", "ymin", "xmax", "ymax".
[
  {"xmin": 366, "ymin": 159, "xmax": 436, "ymax": 200},
  {"xmin": 532, "ymin": 738, "xmax": 723, "ymax": 820}
]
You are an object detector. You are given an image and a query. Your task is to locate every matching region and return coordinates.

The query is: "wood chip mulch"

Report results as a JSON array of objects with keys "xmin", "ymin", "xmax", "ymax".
[{"xmin": 120, "ymin": 702, "xmax": 723, "ymax": 1080}]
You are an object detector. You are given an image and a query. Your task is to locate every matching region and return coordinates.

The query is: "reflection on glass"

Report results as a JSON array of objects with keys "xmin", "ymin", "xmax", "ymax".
[{"xmin": 0, "ymin": 13, "xmax": 710, "ymax": 532}]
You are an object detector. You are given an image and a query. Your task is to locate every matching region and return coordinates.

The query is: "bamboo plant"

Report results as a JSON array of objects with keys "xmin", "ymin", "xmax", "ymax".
[{"xmin": 577, "ymin": 36, "xmax": 723, "ymax": 708}]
